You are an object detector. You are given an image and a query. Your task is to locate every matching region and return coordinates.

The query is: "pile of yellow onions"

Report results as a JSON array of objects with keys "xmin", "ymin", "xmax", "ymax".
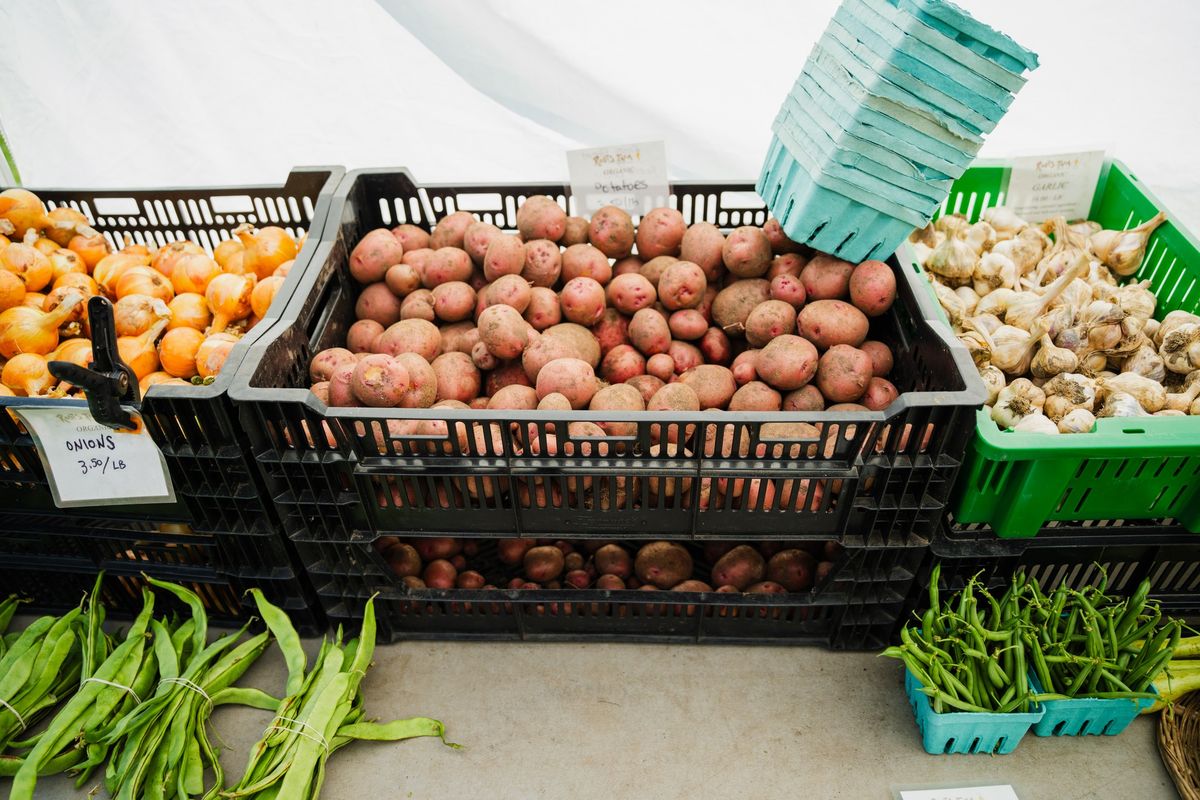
[{"xmin": 0, "ymin": 188, "xmax": 302, "ymax": 397}]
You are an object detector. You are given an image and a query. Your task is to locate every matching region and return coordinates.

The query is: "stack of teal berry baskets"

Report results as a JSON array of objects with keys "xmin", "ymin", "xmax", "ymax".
[{"xmin": 758, "ymin": 0, "xmax": 1039, "ymax": 262}]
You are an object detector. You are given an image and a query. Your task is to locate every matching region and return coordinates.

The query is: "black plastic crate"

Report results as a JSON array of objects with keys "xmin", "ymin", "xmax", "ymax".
[
  {"xmin": 911, "ymin": 518, "xmax": 1200, "ymax": 624},
  {"xmin": 0, "ymin": 168, "xmax": 341, "ymax": 600},
  {"xmin": 293, "ymin": 534, "xmax": 921, "ymax": 649},
  {"xmin": 232, "ymin": 168, "xmax": 984, "ymax": 548}
]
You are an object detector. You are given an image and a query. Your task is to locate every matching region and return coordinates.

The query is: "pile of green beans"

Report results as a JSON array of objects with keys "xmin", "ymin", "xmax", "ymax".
[
  {"xmin": 222, "ymin": 592, "xmax": 458, "ymax": 800},
  {"xmin": 882, "ymin": 564, "xmax": 1184, "ymax": 713},
  {"xmin": 0, "ymin": 596, "xmax": 22, "ymax": 659}
]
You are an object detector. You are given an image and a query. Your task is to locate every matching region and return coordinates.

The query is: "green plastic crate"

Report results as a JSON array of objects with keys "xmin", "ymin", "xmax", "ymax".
[{"xmin": 900, "ymin": 159, "xmax": 1200, "ymax": 537}]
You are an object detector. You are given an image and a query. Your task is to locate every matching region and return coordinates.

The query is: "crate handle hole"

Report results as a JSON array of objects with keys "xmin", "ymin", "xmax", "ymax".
[{"xmin": 1122, "ymin": 428, "xmax": 1145, "ymax": 434}]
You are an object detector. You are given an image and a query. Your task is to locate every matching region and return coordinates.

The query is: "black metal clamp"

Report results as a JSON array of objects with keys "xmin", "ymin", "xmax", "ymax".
[{"xmin": 47, "ymin": 296, "xmax": 140, "ymax": 431}]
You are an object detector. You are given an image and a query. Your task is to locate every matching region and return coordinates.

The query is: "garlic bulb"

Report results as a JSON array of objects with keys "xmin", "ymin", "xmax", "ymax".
[
  {"xmin": 934, "ymin": 214, "xmax": 969, "ymax": 238},
  {"xmin": 954, "ymin": 286, "xmax": 980, "ymax": 314},
  {"xmin": 1097, "ymin": 390, "xmax": 1150, "ymax": 418},
  {"xmin": 976, "ymin": 287, "xmax": 1018, "ymax": 318},
  {"xmin": 926, "ymin": 236, "xmax": 978, "ymax": 285},
  {"xmin": 1088, "ymin": 211, "xmax": 1167, "ymax": 276},
  {"xmin": 1014, "ymin": 413, "xmax": 1059, "ymax": 435},
  {"xmin": 1018, "ymin": 226, "xmax": 1051, "ymax": 257},
  {"xmin": 1031, "ymin": 334, "xmax": 1079, "ymax": 379},
  {"xmin": 910, "ymin": 223, "xmax": 941, "ymax": 248},
  {"xmin": 913, "ymin": 242, "xmax": 934, "ymax": 265},
  {"xmin": 1044, "ymin": 394, "xmax": 1076, "ymax": 422},
  {"xmin": 1006, "ymin": 261, "xmax": 1088, "ymax": 331},
  {"xmin": 1034, "ymin": 217, "xmax": 1090, "ymax": 285},
  {"xmin": 990, "ymin": 325, "xmax": 1038, "ymax": 374},
  {"xmin": 964, "ymin": 221, "xmax": 997, "ymax": 255},
  {"xmin": 991, "ymin": 237, "xmax": 1042, "ymax": 276},
  {"xmin": 1069, "ymin": 220, "xmax": 1102, "ymax": 239},
  {"xmin": 979, "ymin": 365, "xmax": 1006, "ymax": 405},
  {"xmin": 1164, "ymin": 372, "xmax": 1200, "ymax": 411},
  {"xmin": 1058, "ymin": 408, "xmax": 1097, "ymax": 433},
  {"xmin": 1143, "ymin": 318, "xmax": 1160, "ymax": 342},
  {"xmin": 1159, "ymin": 322, "xmax": 1200, "ymax": 374},
  {"xmin": 1043, "ymin": 372, "xmax": 1097, "ymax": 412},
  {"xmin": 1036, "ymin": 306, "xmax": 1075, "ymax": 340},
  {"xmin": 1115, "ymin": 280, "xmax": 1156, "ymax": 322},
  {"xmin": 981, "ymin": 206, "xmax": 1027, "ymax": 239},
  {"xmin": 971, "ymin": 313, "xmax": 1004, "ymax": 335},
  {"xmin": 1120, "ymin": 345, "xmax": 1166, "ymax": 383},
  {"xmin": 1098, "ymin": 372, "xmax": 1167, "ymax": 412},
  {"xmin": 992, "ymin": 378, "xmax": 1046, "ymax": 429},
  {"xmin": 932, "ymin": 280, "xmax": 967, "ymax": 327},
  {"xmin": 973, "ymin": 251, "xmax": 1018, "ymax": 296},
  {"xmin": 959, "ymin": 330, "xmax": 991, "ymax": 368},
  {"xmin": 1155, "ymin": 409, "xmax": 1186, "ymax": 417},
  {"xmin": 1079, "ymin": 300, "xmax": 1128, "ymax": 351},
  {"xmin": 1055, "ymin": 279, "xmax": 1093, "ymax": 313},
  {"xmin": 1155, "ymin": 310, "xmax": 1200, "ymax": 347}
]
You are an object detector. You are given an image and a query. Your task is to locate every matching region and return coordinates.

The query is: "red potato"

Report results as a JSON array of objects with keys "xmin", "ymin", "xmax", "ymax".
[
  {"xmin": 564, "ymin": 570, "xmax": 591, "ymax": 589},
  {"xmin": 668, "ymin": 309, "xmax": 708, "ymax": 341},
  {"xmin": 401, "ymin": 246, "xmax": 434, "ymax": 272},
  {"xmin": 376, "ymin": 318, "xmax": 442, "ymax": 361},
  {"xmin": 431, "ymin": 352, "xmax": 481, "ymax": 402},
  {"xmin": 402, "ymin": 576, "xmax": 427, "ymax": 589},
  {"xmin": 517, "ymin": 196, "xmax": 567, "ymax": 242},
  {"xmin": 860, "ymin": 377, "xmax": 899, "ymax": 411},
  {"xmin": 463, "ymin": 221, "xmax": 503, "ymax": 265},
  {"xmin": 657, "ymin": 260, "xmax": 706, "ymax": 311},
  {"xmin": 488, "ymin": 383, "xmax": 539, "ymax": 410},
  {"xmin": 471, "ymin": 340, "xmax": 497, "ymax": 370},
  {"xmin": 628, "ymin": 308, "xmax": 671, "ymax": 356},
  {"xmin": 399, "ymin": 289, "xmax": 435, "ymax": 322},
  {"xmin": 816, "ymin": 344, "xmax": 873, "ymax": 403},
  {"xmin": 484, "ymin": 273, "xmax": 532, "ymax": 313},
  {"xmin": 311, "ymin": 381, "xmax": 331, "ymax": 405},
  {"xmin": 478, "ymin": 304, "xmax": 529, "ymax": 359},
  {"xmin": 770, "ymin": 274, "xmax": 806, "ymax": 309},
  {"xmin": 413, "ymin": 537, "xmax": 461, "ymax": 560},
  {"xmin": 756, "ymin": 335, "xmax": 818, "ymax": 391},
  {"xmin": 522, "ymin": 240, "xmax": 563, "ymax": 288},
  {"xmin": 355, "ymin": 282, "xmax": 403, "ymax": 326},
  {"xmin": 431, "ymin": 281, "xmax": 476, "ymax": 322},
  {"xmin": 699, "ymin": 326, "xmax": 732, "ymax": 364},
  {"xmin": 783, "ymin": 384, "xmax": 825, "ymax": 412},
  {"xmin": 498, "ymin": 538, "xmax": 535, "ymax": 565},
  {"xmin": 561, "ymin": 244, "xmax": 612, "ymax": 285},
  {"xmin": 524, "ymin": 286, "xmax": 562, "ymax": 330},
  {"xmin": 746, "ymin": 581, "xmax": 786, "ymax": 594},
  {"xmin": 440, "ymin": 322, "xmax": 477, "ymax": 354},
  {"xmin": 626, "ymin": 374, "xmax": 665, "ymax": 404},
  {"xmin": 711, "ymin": 545, "xmax": 765, "ymax": 590},
  {"xmin": 729, "ymin": 381, "xmax": 782, "ymax": 411},
  {"xmin": 744, "ymin": 299, "xmax": 798, "ymax": 347},
  {"xmin": 588, "ymin": 205, "xmax": 635, "ymax": 258},
  {"xmin": 768, "ymin": 252, "xmax": 808, "ymax": 279},
  {"xmin": 393, "ymin": 353, "xmax": 437, "ymax": 408},
  {"xmin": 537, "ymin": 391, "xmax": 572, "ymax": 411},
  {"xmin": 668, "ymin": 340, "xmax": 703, "ymax": 375},
  {"xmin": 543, "ymin": 323, "xmax": 601, "ymax": 367},
  {"xmin": 310, "ymin": 347, "xmax": 357, "ymax": 382},
  {"xmin": 327, "ymin": 362, "xmax": 360, "ymax": 407},
  {"xmin": 385, "ymin": 543, "xmax": 422, "ymax": 577},
  {"xmin": 385, "ymin": 263, "xmax": 422, "ymax": 297},
  {"xmin": 712, "ymin": 279, "xmax": 770, "ymax": 335},
  {"xmin": 561, "ymin": 216, "xmax": 589, "ymax": 247},
  {"xmin": 763, "ymin": 218, "xmax": 802, "ymax": 254},
  {"xmin": 647, "ymin": 383, "xmax": 700, "ymax": 445},
  {"xmin": 594, "ymin": 543, "xmax": 632, "ymax": 578},
  {"xmin": 678, "ymin": 364, "xmax": 736, "ymax": 410},
  {"xmin": 456, "ymin": 571, "xmax": 486, "ymax": 589},
  {"xmin": 860, "ymin": 340, "xmax": 893, "ymax": 377},
  {"xmin": 482, "ymin": 234, "xmax": 526, "ymax": 281},
  {"xmin": 722, "ymin": 226, "xmax": 772, "ymax": 278},
  {"xmin": 591, "ymin": 308, "xmax": 629, "ymax": 356},
  {"xmin": 636, "ymin": 208, "xmax": 686, "ymax": 259},
  {"xmin": 392, "ymin": 224, "xmax": 430, "ymax": 252},
  {"xmin": 766, "ymin": 549, "xmax": 815, "ymax": 592},
  {"xmin": 646, "ymin": 353, "xmax": 675, "ymax": 382},
  {"xmin": 613, "ymin": 256, "xmax": 643, "ymax": 276},
  {"xmin": 595, "ymin": 574, "xmax": 626, "ymax": 591},
  {"xmin": 679, "ymin": 222, "xmax": 726, "ymax": 281},
  {"xmin": 351, "ymin": 354, "xmax": 410, "ymax": 407},
  {"xmin": 350, "ymin": 229, "xmax": 404, "ymax": 284},
  {"xmin": 423, "ymin": 247, "xmax": 473, "ymax": 288},
  {"xmin": 522, "ymin": 334, "xmax": 576, "ymax": 382},
  {"xmin": 559, "ymin": 277, "xmax": 606, "ymax": 326},
  {"xmin": 535, "ymin": 357, "xmax": 600, "ymax": 409},
  {"xmin": 486, "ymin": 361, "xmax": 532, "ymax": 395},
  {"xmin": 635, "ymin": 542, "xmax": 694, "ymax": 589},
  {"xmin": 639, "ymin": 255, "xmax": 677, "ymax": 287},
  {"xmin": 606, "ymin": 273, "xmax": 657, "ymax": 315},
  {"xmin": 429, "ymin": 211, "xmax": 476, "ymax": 250},
  {"xmin": 601, "ymin": 344, "xmax": 646, "ymax": 383},
  {"xmin": 589, "ymin": 383, "xmax": 645, "ymax": 436},
  {"xmin": 423, "ymin": 559, "xmax": 457, "ymax": 589},
  {"xmin": 849, "ymin": 259, "xmax": 896, "ymax": 317},
  {"xmin": 731, "ymin": 349, "xmax": 759, "ymax": 385},
  {"xmin": 696, "ymin": 286, "xmax": 718, "ymax": 322},
  {"xmin": 797, "ymin": 299, "xmax": 869, "ymax": 349},
  {"xmin": 800, "ymin": 254, "xmax": 854, "ymax": 300}
]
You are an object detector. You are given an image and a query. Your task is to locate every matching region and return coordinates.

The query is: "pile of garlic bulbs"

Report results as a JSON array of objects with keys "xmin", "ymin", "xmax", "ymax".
[{"xmin": 910, "ymin": 207, "xmax": 1200, "ymax": 434}]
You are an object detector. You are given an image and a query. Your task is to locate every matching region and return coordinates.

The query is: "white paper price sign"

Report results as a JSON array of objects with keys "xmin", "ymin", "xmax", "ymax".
[
  {"xmin": 12, "ymin": 406, "xmax": 176, "ymax": 507},
  {"xmin": 567, "ymin": 141, "xmax": 669, "ymax": 215},
  {"xmin": 898, "ymin": 784, "xmax": 1020, "ymax": 800},
  {"xmin": 1004, "ymin": 150, "xmax": 1105, "ymax": 223}
]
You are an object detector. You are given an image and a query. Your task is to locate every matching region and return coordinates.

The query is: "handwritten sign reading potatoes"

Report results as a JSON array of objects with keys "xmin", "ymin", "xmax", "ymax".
[
  {"xmin": 13, "ymin": 406, "xmax": 176, "ymax": 507},
  {"xmin": 567, "ymin": 141, "xmax": 669, "ymax": 215}
]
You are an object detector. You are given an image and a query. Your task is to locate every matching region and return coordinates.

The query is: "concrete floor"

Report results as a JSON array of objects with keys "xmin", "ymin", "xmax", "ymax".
[{"xmin": 11, "ymin": 641, "xmax": 1180, "ymax": 800}]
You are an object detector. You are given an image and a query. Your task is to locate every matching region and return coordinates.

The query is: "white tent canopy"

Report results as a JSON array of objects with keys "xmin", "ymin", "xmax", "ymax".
[{"xmin": 2, "ymin": 0, "xmax": 1198, "ymax": 226}]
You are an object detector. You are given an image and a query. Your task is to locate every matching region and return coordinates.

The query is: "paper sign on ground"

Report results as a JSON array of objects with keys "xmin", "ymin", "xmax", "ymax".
[
  {"xmin": 12, "ymin": 406, "xmax": 176, "ymax": 507},
  {"xmin": 1003, "ymin": 150, "xmax": 1105, "ymax": 222},
  {"xmin": 567, "ymin": 141, "xmax": 669, "ymax": 215},
  {"xmin": 899, "ymin": 784, "xmax": 1020, "ymax": 800}
]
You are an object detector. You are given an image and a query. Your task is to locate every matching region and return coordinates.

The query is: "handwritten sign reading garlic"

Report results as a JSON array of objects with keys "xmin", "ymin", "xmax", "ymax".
[
  {"xmin": 567, "ymin": 141, "xmax": 669, "ymax": 215},
  {"xmin": 1004, "ymin": 150, "xmax": 1105, "ymax": 222},
  {"xmin": 12, "ymin": 406, "xmax": 176, "ymax": 507}
]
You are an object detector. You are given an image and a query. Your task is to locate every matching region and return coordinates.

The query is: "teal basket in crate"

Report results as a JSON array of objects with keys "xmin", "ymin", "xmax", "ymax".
[
  {"xmin": 904, "ymin": 668, "xmax": 1042, "ymax": 754},
  {"xmin": 907, "ymin": 159, "xmax": 1200, "ymax": 537},
  {"xmin": 1028, "ymin": 674, "xmax": 1155, "ymax": 737}
]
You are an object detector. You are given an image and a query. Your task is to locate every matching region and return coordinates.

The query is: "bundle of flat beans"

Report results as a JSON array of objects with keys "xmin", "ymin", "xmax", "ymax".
[{"xmin": 0, "ymin": 601, "xmax": 87, "ymax": 753}]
